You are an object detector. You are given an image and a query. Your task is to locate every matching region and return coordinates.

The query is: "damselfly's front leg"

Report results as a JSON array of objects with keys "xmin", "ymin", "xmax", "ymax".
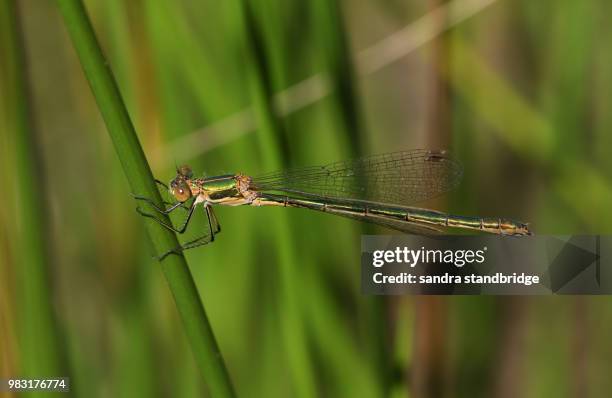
[
  {"xmin": 131, "ymin": 178, "xmax": 191, "ymax": 214},
  {"xmin": 131, "ymin": 194, "xmax": 189, "ymax": 214},
  {"xmin": 156, "ymin": 205, "xmax": 221, "ymax": 260},
  {"xmin": 136, "ymin": 197, "xmax": 197, "ymax": 234},
  {"xmin": 154, "ymin": 179, "xmax": 169, "ymax": 189}
]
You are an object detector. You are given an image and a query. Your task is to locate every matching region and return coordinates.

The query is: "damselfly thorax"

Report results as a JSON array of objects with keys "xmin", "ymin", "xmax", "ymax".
[{"xmin": 181, "ymin": 174, "xmax": 256, "ymax": 206}]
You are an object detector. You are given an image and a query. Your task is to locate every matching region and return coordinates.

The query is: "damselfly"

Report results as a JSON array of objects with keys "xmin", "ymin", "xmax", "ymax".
[{"xmin": 134, "ymin": 150, "xmax": 531, "ymax": 260}]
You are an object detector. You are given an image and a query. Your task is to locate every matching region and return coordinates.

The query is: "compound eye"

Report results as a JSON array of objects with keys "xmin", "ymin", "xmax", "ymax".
[{"xmin": 172, "ymin": 181, "xmax": 191, "ymax": 202}]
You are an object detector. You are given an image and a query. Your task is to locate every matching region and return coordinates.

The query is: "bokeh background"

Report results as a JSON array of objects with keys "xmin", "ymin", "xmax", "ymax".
[{"xmin": 2, "ymin": 0, "xmax": 612, "ymax": 396}]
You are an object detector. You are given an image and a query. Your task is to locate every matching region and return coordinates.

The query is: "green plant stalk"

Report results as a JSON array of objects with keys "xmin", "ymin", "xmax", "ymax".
[
  {"xmin": 55, "ymin": 1, "xmax": 235, "ymax": 396},
  {"xmin": 311, "ymin": 1, "xmax": 391, "ymax": 394},
  {"xmin": 311, "ymin": 0, "xmax": 366, "ymax": 155},
  {"xmin": 237, "ymin": 1, "xmax": 317, "ymax": 396},
  {"xmin": 1, "ymin": 0, "xmax": 66, "ymax": 381}
]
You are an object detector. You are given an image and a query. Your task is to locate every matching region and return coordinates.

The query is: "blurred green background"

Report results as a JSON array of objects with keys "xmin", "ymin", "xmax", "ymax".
[{"xmin": 2, "ymin": 0, "xmax": 612, "ymax": 396}]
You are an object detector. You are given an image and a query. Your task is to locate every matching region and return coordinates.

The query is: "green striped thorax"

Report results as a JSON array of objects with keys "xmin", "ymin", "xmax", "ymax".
[{"xmin": 169, "ymin": 165, "xmax": 244, "ymax": 204}]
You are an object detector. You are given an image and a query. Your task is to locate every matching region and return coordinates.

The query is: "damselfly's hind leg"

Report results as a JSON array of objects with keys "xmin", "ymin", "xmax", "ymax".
[
  {"xmin": 156, "ymin": 205, "xmax": 221, "ymax": 261},
  {"xmin": 156, "ymin": 234, "xmax": 214, "ymax": 261},
  {"xmin": 207, "ymin": 206, "xmax": 222, "ymax": 234}
]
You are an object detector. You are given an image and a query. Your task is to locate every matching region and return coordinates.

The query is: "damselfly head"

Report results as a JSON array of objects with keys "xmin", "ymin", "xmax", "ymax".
[{"xmin": 170, "ymin": 165, "xmax": 194, "ymax": 202}]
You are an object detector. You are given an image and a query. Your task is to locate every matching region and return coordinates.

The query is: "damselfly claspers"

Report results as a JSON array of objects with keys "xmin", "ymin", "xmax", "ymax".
[{"xmin": 134, "ymin": 150, "xmax": 531, "ymax": 260}]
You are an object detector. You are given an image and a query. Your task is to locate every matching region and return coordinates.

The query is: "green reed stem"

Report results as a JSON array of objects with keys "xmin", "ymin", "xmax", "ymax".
[
  {"xmin": 311, "ymin": 1, "xmax": 390, "ymax": 394},
  {"xmin": 312, "ymin": 0, "xmax": 366, "ymax": 155},
  {"xmin": 55, "ymin": 1, "xmax": 235, "ymax": 396},
  {"xmin": 236, "ymin": 1, "xmax": 317, "ymax": 396}
]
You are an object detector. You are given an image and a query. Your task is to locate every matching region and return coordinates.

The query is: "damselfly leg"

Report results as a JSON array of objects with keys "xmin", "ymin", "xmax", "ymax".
[
  {"xmin": 156, "ymin": 206, "xmax": 221, "ymax": 261},
  {"xmin": 131, "ymin": 179, "xmax": 190, "ymax": 213},
  {"xmin": 135, "ymin": 197, "xmax": 197, "ymax": 234},
  {"xmin": 132, "ymin": 194, "xmax": 187, "ymax": 214},
  {"xmin": 154, "ymin": 179, "xmax": 169, "ymax": 189},
  {"xmin": 207, "ymin": 205, "xmax": 222, "ymax": 234}
]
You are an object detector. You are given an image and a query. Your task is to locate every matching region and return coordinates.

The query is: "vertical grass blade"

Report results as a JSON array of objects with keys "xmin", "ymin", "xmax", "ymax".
[
  {"xmin": 310, "ymin": 2, "xmax": 390, "ymax": 395},
  {"xmin": 0, "ymin": 0, "xmax": 67, "ymax": 381},
  {"xmin": 54, "ymin": 1, "xmax": 235, "ymax": 396},
  {"xmin": 236, "ymin": 1, "xmax": 317, "ymax": 396},
  {"xmin": 311, "ymin": 0, "xmax": 366, "ymax": 154}
]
